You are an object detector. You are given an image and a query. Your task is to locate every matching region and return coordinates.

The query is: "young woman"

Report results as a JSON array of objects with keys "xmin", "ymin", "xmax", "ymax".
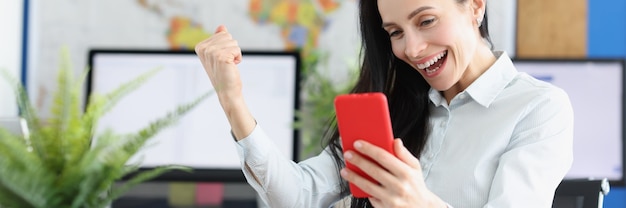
[{"xmin": 195, "ymin": 0, "xmax": 574, "ymax": 207}]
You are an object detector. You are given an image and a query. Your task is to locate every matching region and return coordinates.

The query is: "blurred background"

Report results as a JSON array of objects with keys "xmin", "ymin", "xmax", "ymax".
[{"xmin": 1, "ymin": 0, "xmax": 625, "ymax": 207}]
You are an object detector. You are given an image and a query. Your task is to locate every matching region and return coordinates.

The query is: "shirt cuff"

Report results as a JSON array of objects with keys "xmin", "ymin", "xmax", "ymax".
[{"xmin": 233, "ymin": 124, "xmax": 275, "ymax": 168}]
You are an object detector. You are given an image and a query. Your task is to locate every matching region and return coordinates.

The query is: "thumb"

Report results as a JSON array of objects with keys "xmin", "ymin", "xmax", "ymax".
[
  {"xmin": 215, "ymin": 25, "xmax": 228, "ymax": 33},
  {"xmin": 394, "ymin": 139, "xmax": 422, "ymax": 169}
]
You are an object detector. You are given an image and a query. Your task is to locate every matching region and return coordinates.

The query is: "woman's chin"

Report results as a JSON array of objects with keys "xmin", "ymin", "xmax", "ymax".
[{"xmin": 426, "ymin": 80, "xmax": 454, "ymax": 92}]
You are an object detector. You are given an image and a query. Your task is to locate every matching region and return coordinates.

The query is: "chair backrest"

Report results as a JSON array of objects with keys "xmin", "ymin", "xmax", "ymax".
[{"xmin": 552, "ymin": 178, "xmax": 610, "ymax": 208}]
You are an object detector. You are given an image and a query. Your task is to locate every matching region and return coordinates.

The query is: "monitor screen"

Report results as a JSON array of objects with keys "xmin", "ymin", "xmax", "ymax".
[
  {"xmin": 513, "ymin": 59, "xmax": 625, "ymax": 186},
  {"xmin": 87, "ymin": 50, "xmax": 300, "ymax": 182}
]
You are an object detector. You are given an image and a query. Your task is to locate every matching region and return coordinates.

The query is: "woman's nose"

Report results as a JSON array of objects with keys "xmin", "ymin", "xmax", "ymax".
[{"xmin": 404, "ymin": 33, "xmax": 427, "ymax": 59}]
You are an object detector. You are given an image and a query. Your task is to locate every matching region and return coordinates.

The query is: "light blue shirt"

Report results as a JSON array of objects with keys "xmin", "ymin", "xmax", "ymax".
[{"xmin": 234, "ymin": 52, "xmax": 574, "ymax": 207}]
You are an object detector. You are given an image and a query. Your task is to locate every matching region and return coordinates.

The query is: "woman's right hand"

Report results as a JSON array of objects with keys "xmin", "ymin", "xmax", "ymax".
[
  {"xmin": 195, "ymin": 25, "xmax": 243, "ymax": 103},
  {"xmin": 195, "ymin": 25, "xmax": 256, "ymax": 140}
]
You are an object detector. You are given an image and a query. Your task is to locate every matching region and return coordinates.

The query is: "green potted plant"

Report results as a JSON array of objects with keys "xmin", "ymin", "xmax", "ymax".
[
  {"xmin": 0, "ymin": 50, "xmax": 210, "ymax": 208},
  {"xmin": 295, "ymin": 49, "xmax": 358, "ymax": 159}
]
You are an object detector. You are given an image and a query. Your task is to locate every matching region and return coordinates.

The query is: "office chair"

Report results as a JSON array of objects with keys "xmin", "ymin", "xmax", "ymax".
[{"xmin": 552, "ymin": 178, "xmax": 610, "ymax": 208}]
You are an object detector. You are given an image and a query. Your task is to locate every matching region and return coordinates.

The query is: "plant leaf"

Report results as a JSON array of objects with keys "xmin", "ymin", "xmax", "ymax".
[
  {"xmin": 0, "ymin": 129, "xmax": 54, "ymax": 208},
  {"xmin": 47, "ymin": 48, "xmax": 78, "ymax": 172},
  {"xmin": 82, "ymin": 67, "xmax": 162, "ymax": 147},
  {"xmin": 0, "ymin": 69, "xmax": 48, "ymax": 163},
  {"xmin": 94, "ymin": 91, "xmax": 212, "ymax": 166},
  {"xmin": 0, "ymin": 52, "xmax": 214, "ymax": 207}
]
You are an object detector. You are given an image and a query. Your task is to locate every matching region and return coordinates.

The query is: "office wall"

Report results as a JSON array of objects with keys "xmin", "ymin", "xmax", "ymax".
[
  {"xmin": 487, "ymin": 0, "xmax": 517, "ymax": 56},
  {"xmin": 0, "ymin": 0, "xmax": 23, "ymax": 117}
]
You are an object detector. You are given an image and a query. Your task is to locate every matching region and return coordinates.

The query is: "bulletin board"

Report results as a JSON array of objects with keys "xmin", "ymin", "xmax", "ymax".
[{"xmin": 516, "ymin": 0, "xmax": 587, "ymax": 58}]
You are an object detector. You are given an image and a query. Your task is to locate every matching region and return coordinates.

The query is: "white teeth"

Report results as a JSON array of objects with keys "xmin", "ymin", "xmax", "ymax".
[
  {"xmin": 426, "ymin": 66, "xmax": 439, "ymax": 74},
  {"xmin": 417, "ymin": 51, "xmax": 447, "ymax": 70}
]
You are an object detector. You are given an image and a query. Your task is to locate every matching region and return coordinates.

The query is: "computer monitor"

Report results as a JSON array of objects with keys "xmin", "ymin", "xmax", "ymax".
[
  {"xmin": 87, "ymin": 50, "xmax": 300, "ymax": 182},
  {"xmin": 513, "ymin": 59, "xmax": 625, "ymax": 186}
]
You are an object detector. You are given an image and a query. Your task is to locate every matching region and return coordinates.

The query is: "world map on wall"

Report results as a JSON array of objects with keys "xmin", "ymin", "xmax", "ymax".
[
  {"xmin": 136, "ymin": 0, "xmax": 212, "ymax": 50},
  {"xmin": 34, "ymin": 0, "xmax": 360, "ymax": 115},
  {"xmin": 138, "ymin": 0, "xmax": 347, "ymax": 57}
]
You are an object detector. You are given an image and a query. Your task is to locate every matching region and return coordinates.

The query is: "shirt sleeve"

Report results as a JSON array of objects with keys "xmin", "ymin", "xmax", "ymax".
[
  {"xmin": 234, "ymin": 124, "xmax": 347, "ymax": 207},
  {"xmin": 484, "ymin": 87, "xmax": 574, "ymax": 207}
]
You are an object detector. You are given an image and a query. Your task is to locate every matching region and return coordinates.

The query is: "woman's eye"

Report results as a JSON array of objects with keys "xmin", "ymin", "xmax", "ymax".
[
  {"xmin": 389, "ymin": 30, "xmax": 402, "ymax": 37},
  {"xmin": 420, "ymin": 18, "xmax": 435, "ymax": 26}
]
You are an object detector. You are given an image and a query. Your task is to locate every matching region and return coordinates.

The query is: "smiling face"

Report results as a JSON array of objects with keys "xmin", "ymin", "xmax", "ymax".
[{"xmin": 378, "ymin": 0, "xmax": 492, "ymax": 98}]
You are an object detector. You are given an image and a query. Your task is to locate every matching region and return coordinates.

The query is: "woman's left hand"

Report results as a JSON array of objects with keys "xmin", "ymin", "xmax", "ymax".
[{"xmin": 340, "ymin": 139, "xmax": 447, "ymax": 208}]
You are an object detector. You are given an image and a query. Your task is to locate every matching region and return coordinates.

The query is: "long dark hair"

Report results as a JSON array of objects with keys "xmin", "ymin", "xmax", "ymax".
[{"xmin": 321, "ymin": 0, "xmax": 493, "ymax": 207}]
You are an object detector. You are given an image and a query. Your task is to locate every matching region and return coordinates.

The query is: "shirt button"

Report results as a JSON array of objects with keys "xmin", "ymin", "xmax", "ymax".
[
  {"xmin": 440, "ymin": 122, "xmax": 446, "ymax": 128},
  {"xmin": 429, "ymin": 153, "xmax": 435, "ymax": 158},
  {"xmin": 459, "ymin": 93, "xmax": 466, "ymax": 100}
]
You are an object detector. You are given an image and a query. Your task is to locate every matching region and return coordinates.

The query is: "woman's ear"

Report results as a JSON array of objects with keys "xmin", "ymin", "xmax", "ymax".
[{"xmin": 471, "ymin": 0, "xmax": 487, "ymax": 25}]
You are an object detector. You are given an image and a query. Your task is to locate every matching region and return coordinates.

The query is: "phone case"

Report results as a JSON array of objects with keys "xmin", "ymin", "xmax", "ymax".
[{"xmin": 334, "ymin": 92, "xmax": 395, "ymax": 198}]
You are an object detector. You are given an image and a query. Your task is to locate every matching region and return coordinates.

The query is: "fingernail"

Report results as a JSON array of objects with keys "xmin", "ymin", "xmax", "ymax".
[
  {"xmin": 344, "ymin": 152, "xmax": 353, "ymax": 160},
  {"xmin": 354, "ymin": 141, "xmax": 362, "ymax": 149},
  {"xmin": 340, "ymin": 169, "xmax": 348, "ymax": 177}
]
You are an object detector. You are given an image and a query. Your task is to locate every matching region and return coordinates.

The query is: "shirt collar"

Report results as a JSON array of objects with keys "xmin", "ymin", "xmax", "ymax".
[{"xmin": 428, "ymin": 51, "xmax": 518, "ymax": 108}]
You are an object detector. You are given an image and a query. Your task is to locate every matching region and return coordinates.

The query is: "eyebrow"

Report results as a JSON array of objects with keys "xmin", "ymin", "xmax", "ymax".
[{"xmin": 381, "ymin": 6, "xmax": 435, "ymax": 28}]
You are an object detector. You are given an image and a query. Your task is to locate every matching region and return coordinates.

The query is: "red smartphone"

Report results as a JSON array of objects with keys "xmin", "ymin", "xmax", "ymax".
[{"xmin": 334, "ymin": 92, "xmax": 395, "ymax": 198}]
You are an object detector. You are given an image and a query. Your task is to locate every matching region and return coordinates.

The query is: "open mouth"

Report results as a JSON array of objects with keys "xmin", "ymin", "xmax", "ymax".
[{"xmin": 417, "ymin": 50, "xmax": 448, "ymax": 76}]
